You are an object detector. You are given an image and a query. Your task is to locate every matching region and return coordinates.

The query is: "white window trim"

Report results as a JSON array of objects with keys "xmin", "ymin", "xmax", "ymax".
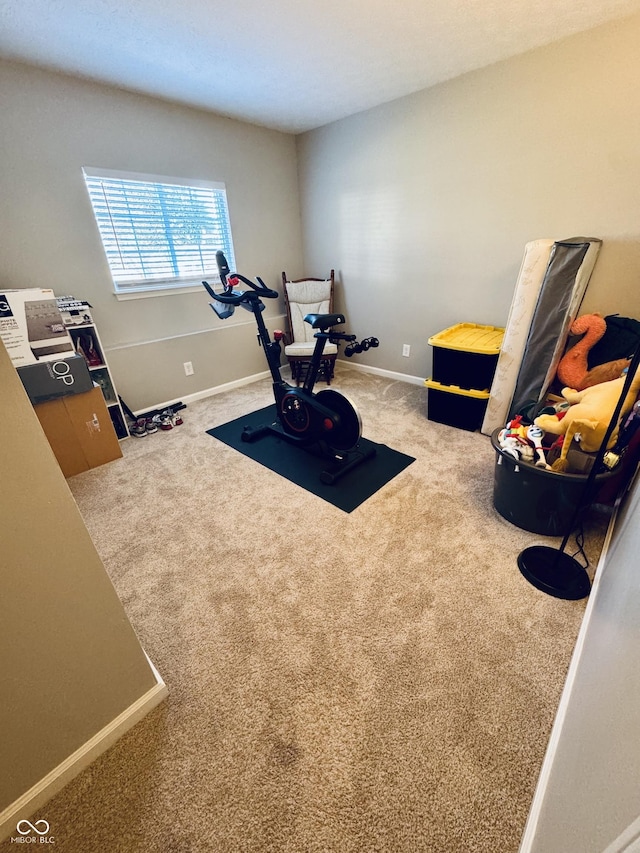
[
  {"xmin": 113, "ymin": 284, "xmax": 206, "ymax": 301},
  {"xmin": 82, "ymin": 167, "xmax": 235, "ymax": 300}
]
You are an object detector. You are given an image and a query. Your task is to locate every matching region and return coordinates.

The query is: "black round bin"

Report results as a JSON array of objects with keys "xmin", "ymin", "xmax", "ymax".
[{"xmin": 490, "ymin": 429, "xmax": 614, "ymax": 536}]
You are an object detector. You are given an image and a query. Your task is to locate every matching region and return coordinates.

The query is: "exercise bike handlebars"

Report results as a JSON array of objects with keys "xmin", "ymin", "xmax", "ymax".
[{"xmin": 202, "ymin": 251, "xmax": 279, "ymax": 308}]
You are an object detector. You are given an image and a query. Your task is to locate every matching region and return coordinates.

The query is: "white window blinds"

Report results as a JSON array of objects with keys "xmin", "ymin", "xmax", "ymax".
[{"xmin": 83, "ymin": 168, "xmax": 236, "ymax": 294}]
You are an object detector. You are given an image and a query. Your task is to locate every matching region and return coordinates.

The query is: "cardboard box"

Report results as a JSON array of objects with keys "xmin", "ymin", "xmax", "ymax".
[
  {"xmin": 34, "ymin": 387, "xmax": 123, "ymax": 477},
  {"xmin": 17, "ymin": 353, "xmax": 93, "ymax": 404},
  {"xmin": 0, "ymin": 289, "xmax": 76, "ymax": 366}
]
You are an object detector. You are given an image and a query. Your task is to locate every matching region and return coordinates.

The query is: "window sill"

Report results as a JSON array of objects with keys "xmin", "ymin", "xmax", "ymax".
[{"xmin": 113, "ymin": 284, "xmax": 211, "ymax": 301}]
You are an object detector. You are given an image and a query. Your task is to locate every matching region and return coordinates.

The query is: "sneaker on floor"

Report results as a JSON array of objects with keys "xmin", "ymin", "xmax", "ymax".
[
  {"xmin": 131, "ymin": 418, "xmax": 147, "ymax": 438},
  {"xmin": 156, "ymin": 411, "xmax": 173, "ymax": 431},
  {"xmin": 163, "ymin": 407, "xmax": 183, "ymax": 428},
  {"xmin": 145, "ymin": 418, "xmax": 158, "ymax": 434}
]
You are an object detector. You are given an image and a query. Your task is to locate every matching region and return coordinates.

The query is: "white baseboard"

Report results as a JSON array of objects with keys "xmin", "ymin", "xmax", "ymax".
[
  {"xmin": 336, "ymin": 359, "xmax": 425, "ymax": 386},
  {"xmin": 134, "ymin": 363, "xmax": 424, "ymax": 417},
  {"xmin": 0, "ymin": 672, "xmax": 168, "ymax": 843}
]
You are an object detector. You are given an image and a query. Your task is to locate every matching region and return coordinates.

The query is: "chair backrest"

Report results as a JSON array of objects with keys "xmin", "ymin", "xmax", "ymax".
[{"xmin": 282, "ymin": 271, "xmax": 335, "ymax": 344}]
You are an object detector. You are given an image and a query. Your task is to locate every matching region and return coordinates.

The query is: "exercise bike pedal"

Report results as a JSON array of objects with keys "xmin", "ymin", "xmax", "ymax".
[
  {"xmin": 241, "ymin": 423, "xmax": 274, "ymax": 443},
  {"xmin": 319, "ymin": 442, "xmax": 377, "ymax": 485}
]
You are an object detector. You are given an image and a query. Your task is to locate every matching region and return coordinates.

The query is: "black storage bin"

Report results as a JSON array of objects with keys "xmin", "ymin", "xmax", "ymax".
[
  {"xmin": 429, "ymin": 323, "xmax": 503, "ymax": 390},
  {"xmin": 425, "ymin": 380, "xmax": 490, "ymax": 431},
  {"xmin": 490, "ymin": 429, "xmax": 615, "ymax": 535}
]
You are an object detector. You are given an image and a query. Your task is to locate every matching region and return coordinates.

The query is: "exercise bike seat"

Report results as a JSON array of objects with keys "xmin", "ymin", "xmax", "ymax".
[{"xmin": 304, "ymin": 312, "xmax": 345, "ymax": 331}]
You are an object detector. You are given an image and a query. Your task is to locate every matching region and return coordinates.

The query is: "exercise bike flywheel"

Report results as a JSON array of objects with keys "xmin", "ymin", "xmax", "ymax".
[{"xmin": 315, "ymin": 389, "xmax": 362, "ymax": 451}]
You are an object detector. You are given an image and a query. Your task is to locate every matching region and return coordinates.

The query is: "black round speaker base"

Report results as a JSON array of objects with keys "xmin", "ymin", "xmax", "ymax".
[{"xmin": 517, "ymin": 546, "xmax": 591, "ymax": 600}]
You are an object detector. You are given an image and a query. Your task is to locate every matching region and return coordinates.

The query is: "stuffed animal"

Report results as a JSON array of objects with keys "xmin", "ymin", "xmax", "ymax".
[
  {"xmin": 579, "ymin": 357, "xmax": 631, "ymax": 389},
  {"xmin": 557, "ymin": 313, "xmax": 631, "ymax": 390},
  {"xmin": 499, "ymin": 436, "xmax": 535, "ymax": 464},
  {"xmin": 497, "ymin": 415, "xmax": 536, "ymax": 464},
  {"xmin": 534, "ymin": 367, "xmax": 640, "ymax": 472}
]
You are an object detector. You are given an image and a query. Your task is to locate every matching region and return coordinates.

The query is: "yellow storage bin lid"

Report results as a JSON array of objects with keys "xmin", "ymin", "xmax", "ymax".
[
  {"xmin": 424, "ymin": 378, "xmax": 490, "ymax": 399},
  {"xmin": 428, "ymin": 323, "xmax": 504, "ymax": 354}
]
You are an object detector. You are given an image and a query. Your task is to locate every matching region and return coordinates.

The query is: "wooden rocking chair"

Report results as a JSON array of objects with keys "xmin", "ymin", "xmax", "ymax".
[{"xmin": 281, "ymin": 270, "xmax": 336, "ymax": 385}]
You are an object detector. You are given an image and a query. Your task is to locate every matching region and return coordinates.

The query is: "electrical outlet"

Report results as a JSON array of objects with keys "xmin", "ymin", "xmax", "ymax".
[
  {"xmin": 184, "ymin": 361, "xmax": 194, "ymax": 376},
  {"xmin": 402, "ymin": 344, "xmax": 411, "ymax": 357}
]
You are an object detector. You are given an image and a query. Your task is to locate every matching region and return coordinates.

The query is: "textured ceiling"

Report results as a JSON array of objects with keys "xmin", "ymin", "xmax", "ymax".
[{"xmin": 2, "ymin": 0, "xmax": 640, "ymax": 133}]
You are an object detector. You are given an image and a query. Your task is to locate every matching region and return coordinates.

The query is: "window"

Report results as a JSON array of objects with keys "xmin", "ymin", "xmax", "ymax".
[{"xmin": 82, "ymin": 167, "xmax": 236, "ymax": 298}]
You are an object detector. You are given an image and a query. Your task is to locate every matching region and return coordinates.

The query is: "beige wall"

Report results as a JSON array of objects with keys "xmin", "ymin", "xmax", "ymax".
[
  {"xmin": 0, "ymin": 59, "xmax": 303, "ymax": 410},
  {"xmin": 521, "ymin": 470, "xmax": 640, "ymax": 853},
  {"xmin": 0, "ymin": 339, "xmax": 163, "ymax": 823},
  {"xmin": 297, "ymin": 14, "xmax": 640, "ymax": 379}
]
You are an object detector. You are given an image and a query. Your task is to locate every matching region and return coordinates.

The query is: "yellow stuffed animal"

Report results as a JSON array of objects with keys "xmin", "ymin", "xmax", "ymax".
[{"xmin": 534, "ymin": 367, "xmax": 640, "ymax": 472}]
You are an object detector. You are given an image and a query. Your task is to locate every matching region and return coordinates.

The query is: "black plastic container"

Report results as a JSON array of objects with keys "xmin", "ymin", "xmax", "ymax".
[
  {"xmin": 490, "ymin": 429, "xmax": 615, "ymax": 535},
  {"xmin": 425, "ymin": 380, "xmax": 489, "ymax": 431},
  {"xmin": 429, "ymin": 323, "xmax": 503, "ymax": 391}
]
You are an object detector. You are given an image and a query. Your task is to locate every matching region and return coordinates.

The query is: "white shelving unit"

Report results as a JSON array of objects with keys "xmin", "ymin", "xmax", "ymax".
[{"xmin": 56, "ymin": 297, "xmax": 130, "ymax": 440}]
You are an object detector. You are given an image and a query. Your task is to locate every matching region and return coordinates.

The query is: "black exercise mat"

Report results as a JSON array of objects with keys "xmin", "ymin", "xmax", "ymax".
[{"xmin": 207, "ymin": 404, "xmax": 415, "ymax": 512}]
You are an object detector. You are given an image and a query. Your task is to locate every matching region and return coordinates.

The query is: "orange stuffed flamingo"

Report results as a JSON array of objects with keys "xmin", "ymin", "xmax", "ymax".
[{"xmin": 557, "ymin": 314, "xmax": 630, "ymax": 390}]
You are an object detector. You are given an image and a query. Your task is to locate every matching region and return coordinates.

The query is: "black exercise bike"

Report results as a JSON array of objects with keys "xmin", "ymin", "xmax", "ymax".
[{"xmin": 203, "ymin": 252, "xmax": 379, "ymax": 484}]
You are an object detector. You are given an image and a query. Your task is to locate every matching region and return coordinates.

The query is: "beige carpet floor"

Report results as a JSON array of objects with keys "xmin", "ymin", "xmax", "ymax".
[{"xmin": 12, "ymin": 368, "xmax": 608, "ymax": 853}]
